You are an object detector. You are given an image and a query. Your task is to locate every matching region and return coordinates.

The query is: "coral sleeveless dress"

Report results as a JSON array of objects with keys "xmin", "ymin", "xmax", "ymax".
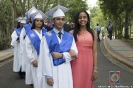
[{"xmin": 71, "ymin": 31, "xmax": 94, "ymax": 88}]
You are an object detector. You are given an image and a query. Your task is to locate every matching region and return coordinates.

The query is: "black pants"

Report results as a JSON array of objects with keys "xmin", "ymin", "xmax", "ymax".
[
  {"xmin": 108, "ymin": 31, "xmax": 112, "ymax": 40},
  {"xmin": 18, "ymin": 68, "xmax": 25, "ymax": 79},
  {"xmin": 97, "ymin": 31, "xmax": 100, "ymax": 42}
]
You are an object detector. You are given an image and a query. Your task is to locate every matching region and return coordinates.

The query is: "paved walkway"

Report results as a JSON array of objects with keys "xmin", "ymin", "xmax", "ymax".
[
  {"xmin": 0, "ymin": 39, "xmax": 133, "ymax": 70},
  {"xmin": 103, "ymin": 38, "xmax": 133, "ymax": 69},
  {"xmin": 0, "ymin": 48, "xmax": 14, "ymax": 62}
]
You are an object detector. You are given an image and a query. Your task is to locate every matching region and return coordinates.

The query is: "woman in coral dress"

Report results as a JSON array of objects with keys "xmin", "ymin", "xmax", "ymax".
[{"xmin": 71, "ymin": 11, "xmax": 98, "ymax": 88}]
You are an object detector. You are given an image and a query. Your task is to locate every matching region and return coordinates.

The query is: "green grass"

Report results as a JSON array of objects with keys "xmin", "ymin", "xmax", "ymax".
[{"xmin": 122, "ymin": 38, "xmax": 133, "ymax": 47}]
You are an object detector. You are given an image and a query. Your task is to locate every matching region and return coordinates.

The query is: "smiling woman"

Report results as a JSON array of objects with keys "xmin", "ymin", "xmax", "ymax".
[{"xmin": 72, "ymin": 10, "xmax": 98, "ymax": 88}]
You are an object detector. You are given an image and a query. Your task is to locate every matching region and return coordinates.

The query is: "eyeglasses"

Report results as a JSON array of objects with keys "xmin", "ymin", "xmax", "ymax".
[{"xmin": 35, "ymin": 20, "xmax": 43, "ymax": 22}]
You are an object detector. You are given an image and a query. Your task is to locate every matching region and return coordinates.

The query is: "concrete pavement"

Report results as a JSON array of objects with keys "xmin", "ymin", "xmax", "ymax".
[
  {"xmin": 0, "ymin": 40, "xmax": 133, "ymax": 87},
  {"xmin": 0, "ymin": 39, "xmax": 133, "ymax": 70},
  {"xmin": 103, "ymin": 38, "xmax": 133, "ymax": 69},
  {"xmin": 0, "ymin": 48, "xmax": 14, "ymax": 62}
]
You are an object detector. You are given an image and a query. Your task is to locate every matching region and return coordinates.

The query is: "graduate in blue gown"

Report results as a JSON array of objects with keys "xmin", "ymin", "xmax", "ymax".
[
  {"xmin": 38, "ymin": 5, "xmax": 78, "ymax": 88},
  {"xmin": 19, "ymin": 7, "xmax": 38, "ymax": 87},
  {"xmin": 25, "ymin": 10, "xmax": 47, "ymax": 88},
  {"xmin": 11, "ymin": 17, "xmax": 26, "ymax": 79}
]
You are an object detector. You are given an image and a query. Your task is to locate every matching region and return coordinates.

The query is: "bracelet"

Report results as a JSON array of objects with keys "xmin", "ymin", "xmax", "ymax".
[
  {"xmin": 94, "ymin": 70, "xmax": 98, "ymax": 73},
  {"xmin": 94, "ymin": 67, "xmax": 98, "ymax": 69},
  {"xmin": 94, "ymin": 67, "xmax": 97, "ymax": 68}
]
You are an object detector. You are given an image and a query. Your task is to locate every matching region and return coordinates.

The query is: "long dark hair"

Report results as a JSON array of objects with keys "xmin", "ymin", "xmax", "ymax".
[
  {"xmin": 17, "ymin": 22, "xmax": 20, "ymax": 28},
  {"xmin": 31, "ymin": 19, "xmax": 44, "ymax": 29},
  {"xmin": 73, "ymin": 11, "xmax": 94, "ymax": 42}
]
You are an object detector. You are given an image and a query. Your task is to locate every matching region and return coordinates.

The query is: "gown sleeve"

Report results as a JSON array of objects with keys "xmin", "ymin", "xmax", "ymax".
[
  {"xmin": 63, "ymin": 37, "xmax": 78, "ymax": 63},
  {"xmin": 25, "ymin": 36, "xmax": 36, "ymax": 63},
  {"xmin": 11, "ymin": 31, "xmax": 18, "ymax": 47}
]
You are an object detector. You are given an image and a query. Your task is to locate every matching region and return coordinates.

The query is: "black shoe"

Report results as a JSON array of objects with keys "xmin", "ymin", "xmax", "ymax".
[{"xmin": 18, "ymin": 71, "xmax": 25, "ymax": 79}]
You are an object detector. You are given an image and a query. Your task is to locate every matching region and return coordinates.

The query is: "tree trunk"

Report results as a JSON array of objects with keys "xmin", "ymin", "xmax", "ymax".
[
  {"xmin": 117, "ymin": 17, "xmax": 123, "ymax": 39},
  {"xmin": 114, "ymin": 17, "xmax": 117, "ymax": 39},
  {"xmin": 10, "ymin": 0, "xmax": 19, "ymax": 17},
  {"xmin": 10, "ymin": 0, "xmax": 15, "ymax": 32},
  {"xmin": 119, "ymin": 17, "xmax": 122, "ymax": 34},
  {"xmin": 125, "ymin": 10, "xmax": 129, "ymax": 40},
  {"xmin": 129, "ymin": 24, "xmax": 131, "ymax": 38},
  {"xmin": 22, "ymin": 0, "xmax": 26, "ymax": 16}
]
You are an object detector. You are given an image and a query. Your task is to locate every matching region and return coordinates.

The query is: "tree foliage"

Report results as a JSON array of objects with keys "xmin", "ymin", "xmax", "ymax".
[
  {"xmin": 67, "ymin": 0, "xmax": 88, "ymax": 22},
  {"xmin": 0, "ymin": 0, "xmax": 89, "ymax": 50},
  {"xmin": 90, "ymin": 6, "xmax": 107, "ymax": 29},
  {"xmin": 99, "ymin": 0, "xmax": 133, "ymax": 39},
  {"xmin": 0, "ymin": 0, "xmax": 12, "ymax": 49},
  {"xmin": 45, "ymin": 0, "xmax": 88, "ymax": 22}
]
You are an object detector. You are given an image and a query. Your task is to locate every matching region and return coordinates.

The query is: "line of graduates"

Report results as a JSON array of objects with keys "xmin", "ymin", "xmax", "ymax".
[
  {"xmin": 11, "ymin": 17, "xmax": 26, "ymax": 78},
  {"xmin": 11, "ymin": 4, "xmax": 98, "ymax": 88}
]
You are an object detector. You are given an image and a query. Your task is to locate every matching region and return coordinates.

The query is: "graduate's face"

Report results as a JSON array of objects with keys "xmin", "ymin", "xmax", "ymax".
[
  {"xmin": 20, "ymin": 23, "xmax": 25, "ymax": 28},
  {"xmin": 20, "ymin": 23, "xmax": 23, "ymax": 28},
  {"xmin": 35, "ymin": 18, "xmax": 43, "ymax": 28},
  {"xmin": 53, "ymin": 16, "xmax": 65, "ymax": 30},
  {"xmin": 78, "ymin": 12, "xmax": 88, "ymax": 27}
]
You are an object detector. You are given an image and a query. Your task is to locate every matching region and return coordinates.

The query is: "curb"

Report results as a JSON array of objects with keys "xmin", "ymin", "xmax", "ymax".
[
  {"xmin": 0, "ymin": 53, "xmax": 14, "ymax": 62},
  {"xmin": 103, "ymin": 39, "xmax": 133, "ymax": 69}
]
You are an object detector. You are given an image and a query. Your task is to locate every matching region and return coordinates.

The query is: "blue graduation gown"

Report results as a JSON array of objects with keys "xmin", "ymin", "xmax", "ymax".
[
  {"xmin": 27, "ymin": 28, "xmax": 47, "ymax": 55},
  {"xmin": 44, "ymin": 30, "xmax": 73, "ymax": 66}
]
